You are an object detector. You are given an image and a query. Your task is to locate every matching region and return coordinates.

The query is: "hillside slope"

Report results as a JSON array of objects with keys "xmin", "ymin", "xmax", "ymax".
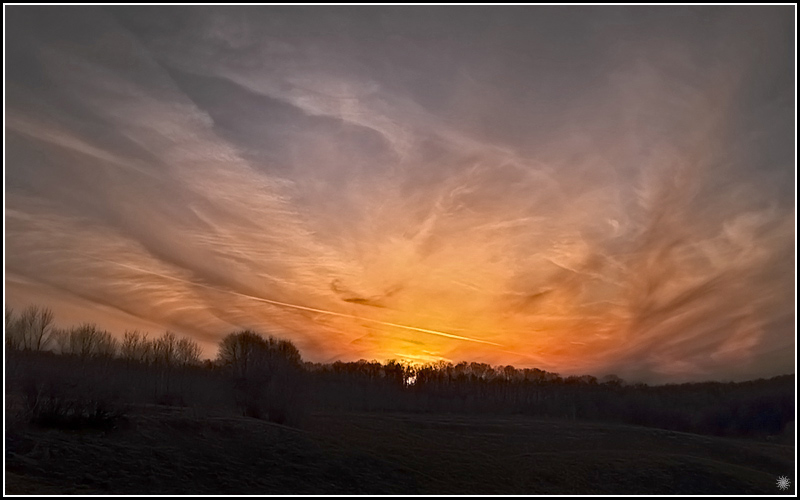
[{"xmin": 5, "ymin": 406, "xmax": 795, "ymax": 495}]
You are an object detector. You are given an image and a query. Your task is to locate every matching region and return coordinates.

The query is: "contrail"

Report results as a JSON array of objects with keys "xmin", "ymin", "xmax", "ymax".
[{"xmin": 76, "ymin": 253, "xmax": 502, "ymax": 346}]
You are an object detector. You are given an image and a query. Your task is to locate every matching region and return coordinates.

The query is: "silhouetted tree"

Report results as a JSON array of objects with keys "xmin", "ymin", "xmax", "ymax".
[
  {"xmin": 152, "ymin": 331, "xmax": 196, "ymax": 402},
  {"xmin": 216, "ymin": 330, "xmax": 305, "ymax": 423},
  {"xmin": 119, "ymin": 330, "xmax": 153, "ymax": 364},
  {"xmin": 153, "ymin": 331, "xmax": 178, "ymax": 366},
  {"xmin": 176, "ymin": 337, "xmax": 202, "ymax": 366},
  {"xmin": 62, "ymin": 323, "xmax": 118, "ymax": 358},
  {"xmin": 601, "ymin": 374, "xmax": 624, "ymax": 387},
  {"xmin": 4, "ymin": 302, "xmax": 795, "ymax": 438},
  {"xmin": 5, "ymin": 307, "xmax": 21, "ymax": 350},
  {"xmin": 216, "ymin": 330, "xmax": 269, "ymax": 378},
  {"xmin": 6, "ymin": 305, "xmax": 55, "ymax": 351}
]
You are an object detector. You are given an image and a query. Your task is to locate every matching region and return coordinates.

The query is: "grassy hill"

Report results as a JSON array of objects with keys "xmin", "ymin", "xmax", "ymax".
[{"xmin": 5, "ymin": 405, "xmax": 794, "ymax": 495}]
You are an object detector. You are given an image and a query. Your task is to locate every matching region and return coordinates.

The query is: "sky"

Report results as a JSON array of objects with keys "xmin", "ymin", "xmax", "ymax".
[{"xmin": 4, "ymin": 6, "xmax": 796, "ymax": 383}]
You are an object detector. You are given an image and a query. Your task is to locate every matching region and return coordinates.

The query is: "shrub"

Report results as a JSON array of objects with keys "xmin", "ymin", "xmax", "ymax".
[{"xmin": 21, "ymin": 375, "xmax": 126, "ymax": 431}]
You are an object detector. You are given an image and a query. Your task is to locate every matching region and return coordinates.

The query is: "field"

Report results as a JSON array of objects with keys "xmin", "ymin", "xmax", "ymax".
[{"xmin": 5, "ymin": 405, "xmax": 794, "ymax": 495}]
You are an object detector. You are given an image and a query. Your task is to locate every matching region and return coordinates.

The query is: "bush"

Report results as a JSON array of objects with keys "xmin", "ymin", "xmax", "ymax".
[{"xmin": 21, "ymin": 376, "xmax": 126, "ymax": 431}]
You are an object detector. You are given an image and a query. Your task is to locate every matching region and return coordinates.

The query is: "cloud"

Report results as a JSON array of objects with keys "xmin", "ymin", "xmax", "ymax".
[{"xmin": 5, "ymin": 6, "xmax": 794, "ymax": 382}]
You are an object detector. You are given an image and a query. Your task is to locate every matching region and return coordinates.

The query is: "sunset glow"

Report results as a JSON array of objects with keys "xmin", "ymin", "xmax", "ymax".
[{"xmin": 5, "ymin": 6, "xmax": 795, "ymax": 383}]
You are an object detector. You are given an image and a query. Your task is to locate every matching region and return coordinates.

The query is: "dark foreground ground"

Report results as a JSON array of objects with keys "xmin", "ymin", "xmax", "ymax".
[{"xmin": 5, "ymin": 405, "xmax": 795, "ymax": 495}]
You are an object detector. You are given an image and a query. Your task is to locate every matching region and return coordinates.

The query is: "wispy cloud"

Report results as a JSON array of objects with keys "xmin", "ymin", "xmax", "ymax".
[{"xmin": 5, "ymin": 6, "xmax": 794, "ymax": 382}]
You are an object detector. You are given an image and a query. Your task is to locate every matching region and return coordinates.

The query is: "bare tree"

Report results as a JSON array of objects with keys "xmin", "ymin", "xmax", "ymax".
[
  {"xmin": 265, "ymin": 336, "xmax": 302, "ymax": 368},
  {"xmin": 216, "ymin": 330, "xmax": 306, "ymax": 421},
  {"xmin": 216, "ymin": 330, "xmax": 269, "ymax": 378},
  {"xmin": 31, "ymin": 306, "xmax": 54, "ymax": 351},
  {"xmin": 5, "ymin": 307, "xmax": 22, "ymax": 350},
  {"xmin": 64, "ymin": 323, "xmax": 117, "ymax": 358},
  {"xmin": 9, "ymin": 305, "xmax": 55, "ymax": 351},
  {"xmin": 153, "ymin": 331, "xmax": 178, "ymax": 366},
  {"xmin": 16, "ymin": 306, "xmax": 37, "ymax": 350},
  {"xmin": 175, "ymin": 337, "xmax": 202, "ymax": 366},
  {"xmin": 120, "ymin": 330, "xmax": 153, "ymax": 364},
  {"xmin": 151, "ymin": 331, "xmax": 187, "ymax": 399},
  {"xmin": 5, "ymin": 307, "xmax": 14, "ymax": 331}
]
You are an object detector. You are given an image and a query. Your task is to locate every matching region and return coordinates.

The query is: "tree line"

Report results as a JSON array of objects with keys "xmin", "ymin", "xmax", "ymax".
[
  {"xmin": 4, "ymin": 304, "xmax": 795, "ymax": 440},
  {"xmin": 6, "ymin": 305, "xmax": 203, "ymax": 365}
]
